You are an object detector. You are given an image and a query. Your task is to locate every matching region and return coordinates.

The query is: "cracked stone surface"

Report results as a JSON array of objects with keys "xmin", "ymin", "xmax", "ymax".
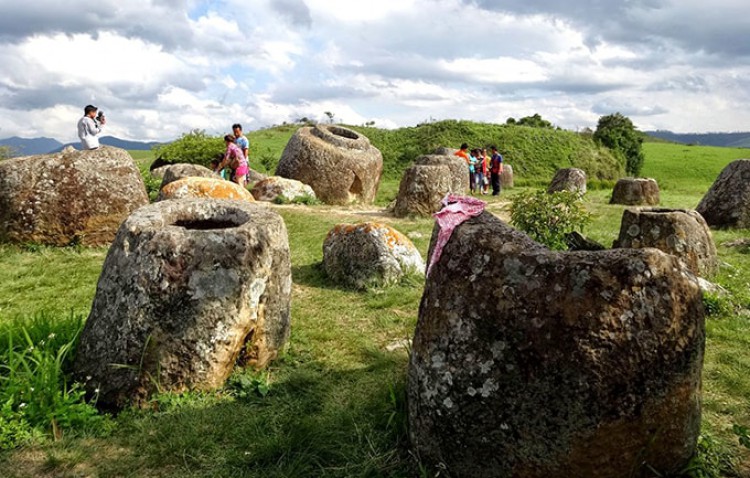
[
  {"xmin": 408, "ymin": 211, "xmax": 704, "ymax": 478},
  {"xmin": 74, "ymin": 199, "xmax": 291, "ymax": 410}
]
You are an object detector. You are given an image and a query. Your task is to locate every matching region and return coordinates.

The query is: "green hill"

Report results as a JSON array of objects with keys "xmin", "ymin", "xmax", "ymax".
[{"xmin": 249, "ymin": 120, "xmax": 624, "ymax": 183}]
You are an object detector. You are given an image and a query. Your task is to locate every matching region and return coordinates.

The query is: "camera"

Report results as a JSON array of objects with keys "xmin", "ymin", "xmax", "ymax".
[{"xmin": 96, "ymin": 111, "xmax": 105, "ymax": 122}]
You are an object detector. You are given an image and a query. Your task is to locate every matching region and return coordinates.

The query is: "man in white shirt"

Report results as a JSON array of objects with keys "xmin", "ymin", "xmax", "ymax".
[{"xmin": 77, "ymin": 105, "xmax": 106, "ymax": 149}]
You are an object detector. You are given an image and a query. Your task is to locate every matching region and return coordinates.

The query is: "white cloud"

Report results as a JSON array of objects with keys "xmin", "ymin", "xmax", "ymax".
[{"xmin": 0, "ymin": 0, "xmax": 748, "ymax": 144}]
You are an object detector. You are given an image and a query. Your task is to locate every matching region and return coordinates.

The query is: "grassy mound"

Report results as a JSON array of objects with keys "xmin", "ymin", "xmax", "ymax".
[{"xmin": 244, "ymin": 121, "xmax": 624, "ymax": 184}]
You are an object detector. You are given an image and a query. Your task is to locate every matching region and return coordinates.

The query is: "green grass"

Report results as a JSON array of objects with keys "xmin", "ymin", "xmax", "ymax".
[{"xmin": 2, "ymin": 141, "xmax": 750, "ymax": 476}]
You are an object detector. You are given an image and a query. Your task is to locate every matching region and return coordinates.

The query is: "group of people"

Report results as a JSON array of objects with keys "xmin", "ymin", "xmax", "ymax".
[
  {"xmin": 454, "ymin": 143, "xmax": 504, "ymax": 196},
  {"xmin": 211, "ymin": 124, "xmax": 251, "ymax": 186},
  {"xmin": 76, "ymin": 105, "xmax": 252, "ymax": 186}
]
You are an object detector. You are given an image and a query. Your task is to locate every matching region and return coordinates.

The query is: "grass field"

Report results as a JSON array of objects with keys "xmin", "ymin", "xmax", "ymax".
[{"xmin": 1, "ymin": 141, "xmax": 750, "ymax": 477}]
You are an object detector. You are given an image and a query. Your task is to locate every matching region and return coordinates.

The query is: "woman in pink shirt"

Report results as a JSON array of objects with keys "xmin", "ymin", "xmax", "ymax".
[{"xmin": 215, "ymin": 134, "xmax": 248, "ymax": 186}]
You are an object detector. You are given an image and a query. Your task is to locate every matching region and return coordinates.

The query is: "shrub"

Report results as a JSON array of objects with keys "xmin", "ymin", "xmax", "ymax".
[
  {"xmin": 510, "ymin": 190, "xmax": 591, "ymax": 250},
  {"xmin": 0, "ymin": 313, "xmax": 108, "ymax": 448},
  {"xmin": 593, "ymin": 113, "xmax": 645, "ymax": 176},
  {"xmin": 152, "ymin": 129, "xmax": 224, "ymax": 166}
]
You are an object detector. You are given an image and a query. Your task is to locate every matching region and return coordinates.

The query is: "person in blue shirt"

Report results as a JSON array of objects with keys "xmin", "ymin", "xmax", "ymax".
[
  {"xmin": 232, "ymin": 123, "xmax": 249, "ymax": 160},
  {"xmin": 490, "ymin": 145, "xmax": 504, "ymax": 196}
]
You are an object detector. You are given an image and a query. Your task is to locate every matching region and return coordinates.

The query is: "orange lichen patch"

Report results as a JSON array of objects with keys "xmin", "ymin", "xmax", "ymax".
[
  {"xmin": 327, "ymin": 222, "xmax": 413, "ymax": 249},
  {"xmin": 160, "ymin": 177, "xmax": 255, "ymax": 201}
]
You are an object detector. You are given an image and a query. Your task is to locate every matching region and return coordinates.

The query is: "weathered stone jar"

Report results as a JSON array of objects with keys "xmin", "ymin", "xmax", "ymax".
[
  {"xmin": 159, "ymin": 163, "xmax": 218, "ymax": 189},
  {"xmin": 548, "ymin": 167, "xmax": 587, "ymax": 195},
  {"xmin": 156, "ymin": 176, "xmax": 256, "ymax": 202},
  {"xmin": 408, "ymin": 212, "xmax": 704, "ymax": 478},
  {"xmin": 393, "ymin": 164, "xmax": 453, "ymax": 217},
  {"xmin": 614, "ymin": 207, "xmax": 718, "ymax": 277},
  {"xmin": 323, "ymin": 222, "xmax": 424, "ymax": 289},
  {"xmin": 0, "ymin": 146, "xmax": 148, "ymax": 246},
  {"xmin": 610, "ymin": 177, "xmax": 660, "ymax": 205},
  {"xmin": 74, "ymin": 199, "xmax": 292, "ymax": 410},
  {"xmin": 696, "ymin": 158, "xmax": 750, "ymax": 228},
  {"xmin": 275, "ymin": 124, "xmax": 383, "ymax": 205},
  {"xmin": 415, "ymin": 154, "xmax": 469, "ymax": 194},
  {"xmin": 501, "ymin": 163, "xmax": 514, "ymax": 188}
]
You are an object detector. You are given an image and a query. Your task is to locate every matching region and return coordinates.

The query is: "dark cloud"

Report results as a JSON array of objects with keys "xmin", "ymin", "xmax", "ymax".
[{"xmin": 270, "ymin": 0, "xmax": 312, "ymax": 28}]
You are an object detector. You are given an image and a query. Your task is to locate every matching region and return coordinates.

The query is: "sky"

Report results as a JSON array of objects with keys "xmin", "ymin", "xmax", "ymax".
[{"xmin": 0, "ymin": 0, "xmax": 748, "ymax": 142}]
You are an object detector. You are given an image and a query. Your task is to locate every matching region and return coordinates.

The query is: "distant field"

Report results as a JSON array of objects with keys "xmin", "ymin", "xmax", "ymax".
[{"xmin": 2, "ymin": 138, "xmax": 748, "ymax": 476}]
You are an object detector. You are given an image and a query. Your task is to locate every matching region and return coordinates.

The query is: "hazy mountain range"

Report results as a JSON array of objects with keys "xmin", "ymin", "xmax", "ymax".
[
  {"xmin": 0, "ymin": 136, "xmax": 161, "ymax": 157},
  {"xmin": 643, "ymin": 131, "xmax": 750, "ymax": 148}
]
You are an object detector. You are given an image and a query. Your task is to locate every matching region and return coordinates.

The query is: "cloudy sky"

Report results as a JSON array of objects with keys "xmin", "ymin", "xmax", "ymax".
[{"xmin": 0, "ymin": 0, "xmax": 748, "ymax": 142}]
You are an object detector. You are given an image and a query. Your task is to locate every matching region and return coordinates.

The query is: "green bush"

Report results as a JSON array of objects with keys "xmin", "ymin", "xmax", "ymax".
[
  {"xmin": 151, "ymin": 129, "xmax": 224, "ymax": 166},
  {"xmin": 510, "ymin": 189, "xmax": 592, "ymax": 250},
  {"xmin": 593, "ymin": 113, "xmax": 645, "ymax": 176}
]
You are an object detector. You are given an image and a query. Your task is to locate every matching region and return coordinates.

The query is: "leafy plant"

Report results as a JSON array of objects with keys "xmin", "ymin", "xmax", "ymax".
[
  {"xmin": 732, "ymin": 424, "xmax": 750, "ymax": 449},
  {"xmin": 0, "ymin": 314, "xmax": 108, "ymax": 448},
  {"xmin": 703, "ymin": 292, "xmax": 732, "ymax": 317},
  {"xmin": 272, "ymin": 193, "xmax": 321, "ymax": 205},
  {"xmin": 680, "ymin": 433, "xmax": 736, "ymax": 478},
  {"xmin": 228, "ymin": 371, "xmax": 271, "ymax": 400},
  {"xmin": 151, "ymin": 129, "xmax": 224, "ymax": 166},
  {"xmin": 510, "ymin": 189, "xmax": 592, "ymax": 250},
  {"xmin": 593, "ymin": 112, "xmax": 645, "ymax": 176}
]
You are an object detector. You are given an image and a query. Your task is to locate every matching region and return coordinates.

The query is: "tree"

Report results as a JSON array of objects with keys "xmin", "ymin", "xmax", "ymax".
[
  {"xmin": 593, "ymin": 113, "xmax": 645, "ymax": 176},
  {"xmin": 0, "ymin": 145, "xmax": 13, "ymax": 161},
  {"xmin": 151, "ymin": 129, "xmax": 224, "ymax": 166},
  {"xmin": 516, "ymin": 113, "xmax": 554, "ymax": 129},
  {"xmin": 324, "ymin": 111, "xmax": 335, "ymax": 124}
]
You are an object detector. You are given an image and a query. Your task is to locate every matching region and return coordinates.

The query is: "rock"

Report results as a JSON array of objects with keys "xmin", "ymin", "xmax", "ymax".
[
  {"xmin": 73, "ymin": 199, "xmax": 292, "ymax": 409},
  {"xmin": 150, "ymin": 164, "xmax": 172, "ymax": 180},
  {"xmin": 610, "ymin": 177, "xmax": 660, "ymax": 205},
  {"xmin": 501, "ymin": 163, "xmax": 514, "ymax": 188},
  {"xmin": 415, "ymin": 154, "xmax": 469, "ymax": 194},
  {"xmin": 409, "ymin": 211, "xmax": 704, "ymax": 477},
  {"xmin": 157, "ymin": 177, "xmax": 255, "ymax": 202},
  {"xmin": 548, "ymin": 168, "xmax": 587, "ymax": 195},
  {"xmin": 565, "ymin": 231, "xmax": 606, "ymax": 251},
  {"xmin": 393, "ymin": 165, "xmax": 453, "ymax": 217},
  {"xmin": 0, "ymin": 146, "xmax": 148, "ymax": 246},
  {"xmin": 250, "ymin": 176, "xmax": 317, "ymax": 203},
  {"xmin": 613, "ymin": 208, "xmax": 718, "ymax": 277},
  {"xmin": 247, "ymin": 169, "xmax": 269, "ymax": 184},
  {"xmin": 323, "ymin": 222, "xmax": 424, "ymax": 289},
  {"xmin": 275, "ymin": 124, "xmax": 383, "ymax": 205},
  {"xmin": 696, "ymin": 159, "xmax": 750, "ymax": 228},
  {"xmin": 434, "ymin": 146, "xmax": 457, "ymax": 156},
  {"xmin": 159, "ymin": 163, "xmax": 218, "ymax": 189}
]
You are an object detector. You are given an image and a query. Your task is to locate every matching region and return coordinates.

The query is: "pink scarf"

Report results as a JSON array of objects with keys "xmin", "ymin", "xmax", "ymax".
[{"xmin": 427, "ymin": 194, "xmax": 486, "ymax": 276}]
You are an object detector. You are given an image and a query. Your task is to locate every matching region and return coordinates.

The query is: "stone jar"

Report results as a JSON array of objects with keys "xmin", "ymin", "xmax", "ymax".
[
  {"xmin": 275, "ymin": 124, "xmax": 383, "ymax": 205},
  {"xmin": 159, "ymin": 163, "xmax": 218, "ymax": 189},
  {"xmin": 408, "ymin": 211, "xmax": 704, "ymax": 478},
  {"xmin": 157, "ymin": 176, "xmax": 255, "ymax": 202},
  {"xmin": 415, "ymin": 154, "xmax": 469, "ymax": 194},
  {"xmin": 74, "ymin": 199, "xmax": 292, "ymax": 410},
  {"xmin": 696, "ymin": 158, "xmax": 750, "ymax": 228},
  {"xmin": 323, "ymin": 222, "xmax": 424, "ymax": 289},
  {"xmin": 614, "ymin": 208, "xmax": 718, "ymax": 277},
  {"xmin": 393, "ymin": 164, "xmax": 453, "ymax": 217},
  {"xmin": 501, "ymin": 163, "xmax": 514, "ymax": 188},
  {"xmin": 250, "ymin": 176, "xmax": 317, "ymax": 203},
  {"xmin": 548, "ymin": 167, "xmax": 587, "ymax": 195},
  {"xmin": 0, "ymin": 146, "xmax": 148, "ymax": 246},
  {"xmin": 610, "ymin": 177, "xmax": 660, "ymax": 205}
]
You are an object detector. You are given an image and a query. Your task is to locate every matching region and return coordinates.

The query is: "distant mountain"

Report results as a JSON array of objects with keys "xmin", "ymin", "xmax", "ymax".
[
  {"xmin": 52, "ymin": 136, "xmax": 162, "ymax": 153},
  {"xmin": 645, "ymin": 130, "xmax": 750, "ymax": 148},
  {"xmin": 0, "ymin": 136, "xmax": 63, "ymax": 156}
]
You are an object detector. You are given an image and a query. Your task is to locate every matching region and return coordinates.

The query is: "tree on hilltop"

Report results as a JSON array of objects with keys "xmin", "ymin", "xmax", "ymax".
[
  {"xmin": 593, "ymin": 113, "xmax": 645, "ymax": 176},
  {"xmin": 506, "ymin": 113, "xmax": 555, "ymax": 129}
]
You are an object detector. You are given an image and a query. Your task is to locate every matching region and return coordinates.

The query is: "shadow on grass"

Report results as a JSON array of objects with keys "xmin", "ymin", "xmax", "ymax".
[{"xmin": 75, "ymin": 348, "xmax": 415, "ymax": 478}]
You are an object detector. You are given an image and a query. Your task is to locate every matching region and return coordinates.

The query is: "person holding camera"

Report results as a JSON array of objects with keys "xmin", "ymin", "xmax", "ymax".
[{"xmin": 77, "ymin": 105, "xmax": 106, "ymax": 150}]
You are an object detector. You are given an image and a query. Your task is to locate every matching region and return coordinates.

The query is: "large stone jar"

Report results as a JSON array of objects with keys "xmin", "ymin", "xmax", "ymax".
[
  {"xmin": 614, "ymin": 208, "xmax": 718, "ymax": 277},
  {"xmin": 501, "ymin": 163, "xmax": 514, "ymax": 188},
  {"xmin": 156, "ymin": 176, "xmax": 255, "ymax": 202},
  {"xmin": 74, "ymin": 199, "xmax": 292, "ymax": 410},
  {"xmin": 696, "ymin": 159, "xmax": 750, "ymax": 228},
  {"xmin": 415, "ymin": 154, "xmax": 469, "ymax": 193},
  {"xmin": 159, "ymin": 163, "xmax": 218, "ymax": 189},
  {"xmin": 275, "ymin": 124, "xmax": 383, "ymax": 205},
  {"xmin": 0, "ymin": 146, "xmax": 148, "ymax": 246},
  {"xmin": 610, "ymin": 177, "xmax": 660, "ymax": 205},
  {"xmin": 408, "ymin": 211, "xmax": 704, "ymax": 477},
  {"xmin": 393, "ymin": 165, "xmax": 453, "ymax": 217},
  {"xmin": 548, "ymin": 167, "xmax": 587, "ymax": 195}
]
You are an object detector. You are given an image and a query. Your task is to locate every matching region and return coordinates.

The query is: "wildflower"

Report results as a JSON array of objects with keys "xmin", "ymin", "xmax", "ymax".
[{"xmin": 19, "ymin": 403, "xmax": 26, "ymax": 409}]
